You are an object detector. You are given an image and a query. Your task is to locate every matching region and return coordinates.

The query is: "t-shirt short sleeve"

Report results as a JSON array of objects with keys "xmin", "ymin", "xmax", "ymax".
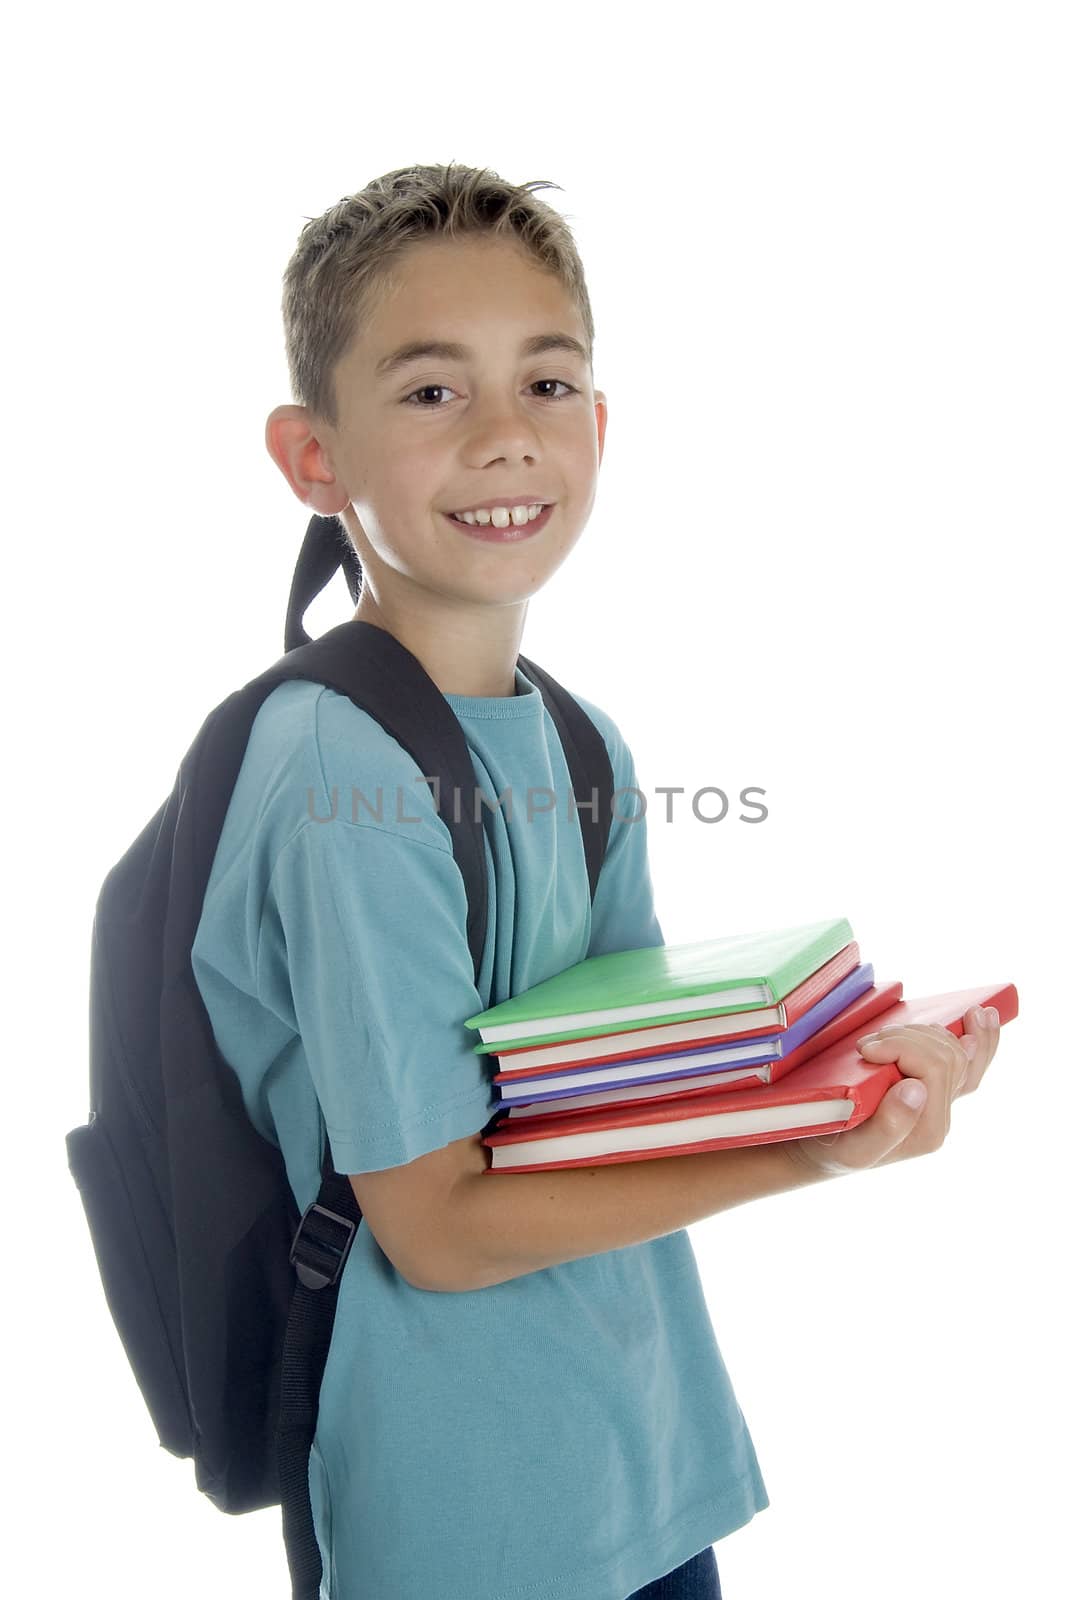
[{"xmin": 255, "ymin": 816, "xmax": 498, "ymax": 1176}]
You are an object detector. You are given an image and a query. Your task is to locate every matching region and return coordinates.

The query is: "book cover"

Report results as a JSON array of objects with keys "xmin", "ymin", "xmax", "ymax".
[{"xmin": 466, "ymin": 917, "xmax": 854, "ymax": 1051}]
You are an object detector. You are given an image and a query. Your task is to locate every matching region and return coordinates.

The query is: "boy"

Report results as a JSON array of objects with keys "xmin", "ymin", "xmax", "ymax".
[{"xmin": 190, "ymin": 163, "xmax": 1000, "ymax": 1600}]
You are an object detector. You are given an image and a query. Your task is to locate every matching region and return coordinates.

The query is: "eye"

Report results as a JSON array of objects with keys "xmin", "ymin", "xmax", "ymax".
[
  {"xmin": 401, "ymin": 383, "xmax": 458, "ymax": 407},
  {"xmin": 401, "ymin": 379, "xmax": 579, "ymax": 408},
  {"xmin": 529, "ymin": 379, "xmax": 578, "ymax": 400}
]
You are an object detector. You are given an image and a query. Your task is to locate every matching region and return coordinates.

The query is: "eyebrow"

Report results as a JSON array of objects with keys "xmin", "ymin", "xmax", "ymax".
[{"xmin": 374, "ymin": 331, "xmax": 590, "ymax": 381}]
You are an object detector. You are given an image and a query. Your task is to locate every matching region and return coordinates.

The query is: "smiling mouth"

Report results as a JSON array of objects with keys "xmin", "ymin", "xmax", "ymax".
[{"xmin": 442, "ymin": 505, "xmax": 555, "ymax": 541}]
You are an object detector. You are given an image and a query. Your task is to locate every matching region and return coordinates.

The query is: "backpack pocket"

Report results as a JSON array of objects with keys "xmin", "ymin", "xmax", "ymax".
[{"xmin": 66, "ymin": 1109, "xmax": 193, "ymax": 1457}]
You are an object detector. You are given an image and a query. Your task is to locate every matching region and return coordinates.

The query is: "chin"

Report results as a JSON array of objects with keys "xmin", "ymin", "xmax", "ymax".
[{"xmin": 447, "ymin": 574, "xmax": 550, "ymax": 608}]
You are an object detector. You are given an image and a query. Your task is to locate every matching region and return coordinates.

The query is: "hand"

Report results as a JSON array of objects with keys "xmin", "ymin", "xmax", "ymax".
[{"xmin": 783, "ymin": 1003, "xmax": 1001, "ymax": 1180}]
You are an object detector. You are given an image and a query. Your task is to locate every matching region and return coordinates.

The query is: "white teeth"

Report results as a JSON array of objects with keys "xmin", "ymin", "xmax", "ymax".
[{"xmin": 450, "ymin": 503, "xmax": 544, "ymax": 527}]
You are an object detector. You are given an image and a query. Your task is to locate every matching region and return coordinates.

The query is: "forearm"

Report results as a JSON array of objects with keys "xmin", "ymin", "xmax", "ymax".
[{"xmin": 446, "ymin": 1137, "xmax": 829, "ymax": 1291}]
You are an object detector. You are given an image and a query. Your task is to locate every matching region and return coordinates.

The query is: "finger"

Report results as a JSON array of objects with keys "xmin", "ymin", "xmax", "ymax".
[
  {"xmin": 949, "ymin": 1007, "xmax": 981, "ymax": 1095},
  {"xmin": 955, "ymin": 1033, "xmax": 979, "ymax": 1094},
  {"xmin": 857, "ymin": 1026, "xmax": 958, "ymax": 1071},
  {"xmin": 857, "ymin": 1023, "xmax": 957, "ymax": 1047},
  {"xmin": 970, "ymin": 1003, "xmax": 1001, "ymax": 1088},
  {"xmin": 936, "ymin": 1025, "xmax": 972, "ymax": 1106},
  {"xmin": 860, "ymin": 1022, "xmax": 973, "ymax": 1063},
  {"xmin": 947, "ymin": 1009, "xmax": 1001, "ymax": 1101},
  {"xmin": 916, "ymin": 1023, "xmax": 973, "ymax": 1074},
  {"xmin": 955, "ymin": 1009, "xmax": 1004, "ymax": 1099}
]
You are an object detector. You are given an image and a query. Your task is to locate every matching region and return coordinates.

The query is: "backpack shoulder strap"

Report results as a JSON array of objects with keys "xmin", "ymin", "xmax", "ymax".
[
  {"xmin": 255, "ymin": 618, "xmax": 492, "ymax": 969},
  {"xmin": 514, "ymin": 653, "xmax": 615, "ymax": 905}
]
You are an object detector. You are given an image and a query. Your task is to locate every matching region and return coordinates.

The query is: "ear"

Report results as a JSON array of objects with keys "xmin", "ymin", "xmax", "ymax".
[
  {"xmin": 593, "ymin": 389, "xmax": 607, "ymax": 468},
  {"xmin": 264, "ymin": 404, "xmax": 351, "ymax": 517}
]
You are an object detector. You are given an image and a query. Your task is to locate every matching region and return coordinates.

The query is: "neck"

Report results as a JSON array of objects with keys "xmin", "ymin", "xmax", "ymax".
[{"xmin": 351, "ymin": 586, "xmax": 528, "ymax": 699}]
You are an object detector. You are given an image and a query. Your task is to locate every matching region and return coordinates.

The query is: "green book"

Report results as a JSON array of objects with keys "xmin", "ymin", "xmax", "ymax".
[{"xmin": 465, "ymin": 917, "xmax": 853, "ymax": 1053}]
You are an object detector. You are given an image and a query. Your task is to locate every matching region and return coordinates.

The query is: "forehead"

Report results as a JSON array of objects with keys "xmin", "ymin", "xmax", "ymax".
[{"xmin": 359, "ymin": 236, "xmax": 583, "ymax": 357}]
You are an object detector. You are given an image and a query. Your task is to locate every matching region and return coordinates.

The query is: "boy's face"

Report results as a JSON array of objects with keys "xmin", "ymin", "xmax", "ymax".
[{"xmin": 268, "ymin": 235, "xmax": 606, "ymax": 617}]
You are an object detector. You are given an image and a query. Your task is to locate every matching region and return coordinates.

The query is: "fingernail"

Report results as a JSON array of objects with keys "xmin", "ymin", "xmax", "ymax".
[
  {"xmin": 900, "ymin": 1080, "xmax": 927, "ymax": 1109},
  {"xmin": 856, "ymin": 1034, "xmax": 875, "ymax": 1046},
  {"xmin": 961, "ymin": 1035, "xmax": 978, "ymax": 1057},
  {"xmin": 984, "ymin": 1006, "xmax": 999, "ymax": 1027}
]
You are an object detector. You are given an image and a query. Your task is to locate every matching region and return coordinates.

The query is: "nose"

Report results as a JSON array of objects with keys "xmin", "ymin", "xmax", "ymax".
[{"xmin": 462, "ymin": 389, "xmax": 545, "ymax": 456}]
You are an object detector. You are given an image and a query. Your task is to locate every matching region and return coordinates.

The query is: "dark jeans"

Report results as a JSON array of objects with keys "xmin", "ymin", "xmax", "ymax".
[{"xmin": 625, "ymin": 1544, "xmax": 721, "ymax": 1600}]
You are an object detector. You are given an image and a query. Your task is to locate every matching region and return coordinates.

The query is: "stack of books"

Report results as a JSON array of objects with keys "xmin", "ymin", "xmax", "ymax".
[{"xmin": 463, "ymin": 918, "xmax": 1017, "ymax": 1174}]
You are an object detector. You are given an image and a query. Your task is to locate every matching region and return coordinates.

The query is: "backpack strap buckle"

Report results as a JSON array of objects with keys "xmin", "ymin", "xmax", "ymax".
[{"xmin": 289, "ymin": 1201, "xmax": 357, "ymax": 1290}]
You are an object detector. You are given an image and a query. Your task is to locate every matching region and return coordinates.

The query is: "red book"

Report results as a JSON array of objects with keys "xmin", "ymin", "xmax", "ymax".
[
  {"xmin": 481, "ymin": 982, "xmax": 1019, "ymax": 1174},
  {"xmin": 492, "ymin": 941, "xmax": 864, "ymax": 1081}
]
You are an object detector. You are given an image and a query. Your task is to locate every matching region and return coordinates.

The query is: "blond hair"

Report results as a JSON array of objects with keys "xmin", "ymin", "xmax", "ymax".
[{"xmin": 279, "ymin": 161, "xmax": 595, "ymax": 429}]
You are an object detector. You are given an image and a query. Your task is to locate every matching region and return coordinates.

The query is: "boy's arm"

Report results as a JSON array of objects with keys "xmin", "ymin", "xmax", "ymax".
[
  {"xmin": 438, "ymin": 1134, "xmax": 828, "ymax": 1291},
  {"xmin": 438, "ymin": 1005, "xmax": 996, "ymax": 1292}
]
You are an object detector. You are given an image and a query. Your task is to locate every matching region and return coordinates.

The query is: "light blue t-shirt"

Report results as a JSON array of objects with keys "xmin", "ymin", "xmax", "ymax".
[{"xmin": 191, "ymin": 661, "xmax": 769, "ymax": 1600}]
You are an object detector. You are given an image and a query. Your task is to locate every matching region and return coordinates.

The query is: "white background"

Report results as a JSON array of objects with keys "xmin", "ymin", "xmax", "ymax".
[{"xmin": 6, "ymin": 2, "xmax": 1063, "ymax": 1596}]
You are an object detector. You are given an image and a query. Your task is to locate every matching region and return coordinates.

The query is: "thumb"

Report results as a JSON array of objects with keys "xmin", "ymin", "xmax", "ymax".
[
  {"xmin": 894, "ymin": 1077, "xmax": 928, "ymax": 1112},
  {"xmin": 830, "ymin": 1073, "xmax": 927, "ymax": 1172}
]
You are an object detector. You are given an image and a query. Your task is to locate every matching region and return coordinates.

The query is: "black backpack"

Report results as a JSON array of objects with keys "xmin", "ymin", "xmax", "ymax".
[{"xmin": 65, "ymin": 514, "xmax": 616, "ymax": 1600}]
